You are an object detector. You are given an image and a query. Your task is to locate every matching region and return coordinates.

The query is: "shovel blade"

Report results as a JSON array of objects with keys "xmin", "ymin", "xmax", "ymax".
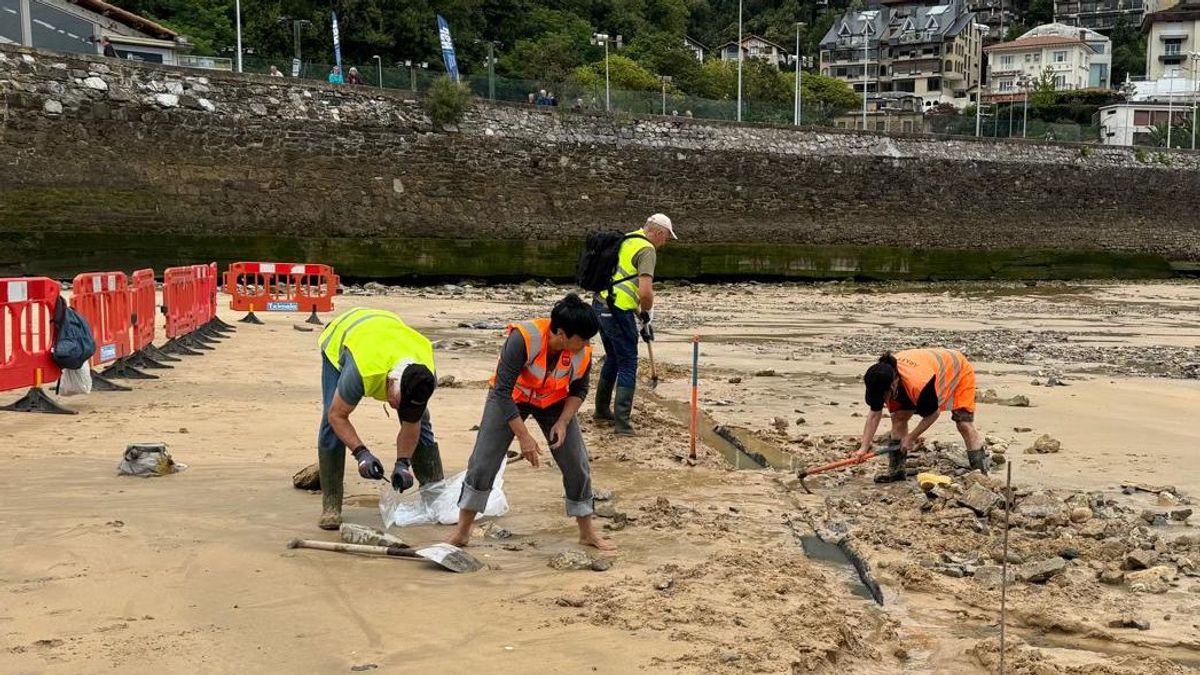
[{"xmin": 415, "ymin": 543, "xmax": 484, "ymax": 573}]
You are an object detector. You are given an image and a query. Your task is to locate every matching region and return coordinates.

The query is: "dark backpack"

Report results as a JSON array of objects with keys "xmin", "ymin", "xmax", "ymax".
[
  {"xmin": 51, "ymin": 296, "xmax": 96, "ymax": 370},
  {"xmin": 576, "ymin": 231, "xmax": 647, "ymax": 296}
]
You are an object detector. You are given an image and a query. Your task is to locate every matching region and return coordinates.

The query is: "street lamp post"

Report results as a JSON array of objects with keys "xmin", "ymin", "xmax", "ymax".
[
  {"xmin": 373, "ymin": 55, "xmax": 382, "ymax": 88},
  {"xmin": 658, "ymin": 75, "xmax": 673, "ymax": 115},
  {"xmin": 279, "ymin": 17, "xmax": 312, "ymax": 77},
  {"xmin": 1019, "ymin": 74, "xmax": 1030, "ymax": 138},
  {"xmin": 235, "ymin": 0, "xmax": 243, "ymax": 73},
  {"xmin": 861, "ymin": 21, "xmax": 870, "ymax": 131},
  {"xmin": 737, "ymin": 0, "xmax": 744, "ymax": 122},
  {"xmin": 1167, "ymin": 70, "xmax": 1175, "ymax": 148},
  {"xmin": 487, "ymin": 42, "xmax": 497, "ymax": 100},
  {"xmin": 404, "ymin": 61, "xmax": 428, "ymax": 92},
  {"xmin": 1188, "ymin": 52, "xmax": 1200, "ymax": 150},
  {"xmin": 591, "ymin": 33, "xmax": 622, "ymax": 112},
  {"xmin": 794, "ymin": 22, "xmax": 806, "ymax": 126}
]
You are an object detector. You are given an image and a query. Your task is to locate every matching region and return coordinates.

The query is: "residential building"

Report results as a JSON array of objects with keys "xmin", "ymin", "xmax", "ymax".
[
  {"xmin": 985, "ymin": 34, "xmax": 1097, "ymax": 101},
  {"xmin": 1098, "ymin": 101, "xmax": 1192, "ymax": 144},
  {"xmin": 966, "ymin": 0, "xmax": 1018, "ymax": 39},
  {"xmin": 831, "ymin": 92, "xmax": 932, "ymax": 131},
  {"xmin": 683, "ymin": 36, "xmax": 707, "ymax": 62},
  {"xmin": 1021, "ymin": 23, "xmax": 1111, "ymax": 88},
  {"xmin": 1143, "ymin": 0, "xmax": 1200, "ymax": 80},
  {"xmin": 0, "ymin": 0, "xmax": 190, "ymax": 64},
  {"xmin": 819, "ymin": 0, "xmax": 984, "ymax": 110},
  {"xmin": 716, "ymin": 34, "xmax": 791, "ymax": 69},
  {"xmin": 1054, "ymin": 0, "xmax": 1145, "ymax": 32}
]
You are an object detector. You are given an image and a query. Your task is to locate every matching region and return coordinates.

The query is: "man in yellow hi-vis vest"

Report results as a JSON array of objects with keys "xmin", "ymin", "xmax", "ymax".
[
  {"xmin": 593, "ymin": 213, "xmax": 677, "ymax": 435},
  {"xmin": 316, "ymin": 308, "xmax": 441, "ymax": 530}
]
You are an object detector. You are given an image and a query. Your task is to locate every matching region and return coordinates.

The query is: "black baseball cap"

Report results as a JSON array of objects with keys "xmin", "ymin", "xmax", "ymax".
[
  {"xmin": 397, "ymin": 364, "xmax": 436, "ymax": 423},
  {"xmin": 863, "ymin": 362, "xmax": 896, "ymax": 411}
]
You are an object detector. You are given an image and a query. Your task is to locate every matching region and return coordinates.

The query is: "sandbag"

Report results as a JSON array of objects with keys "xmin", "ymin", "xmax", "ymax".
[{"xmin": 380, "ymin": 462, "xmax": 509, "ymax": 527}]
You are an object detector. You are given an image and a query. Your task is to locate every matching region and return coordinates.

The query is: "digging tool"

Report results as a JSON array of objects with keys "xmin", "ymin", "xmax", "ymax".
[
  {"xmin": 287, "ymin": 539, "xmax": 483, "ymax": 573},
  {"xmin": 796, "ymin": 440, "xmax": 902, "ymax": 494},
  {"xmin": 646, "ymin": 342, "xmax": 659, "ymax": 389}
]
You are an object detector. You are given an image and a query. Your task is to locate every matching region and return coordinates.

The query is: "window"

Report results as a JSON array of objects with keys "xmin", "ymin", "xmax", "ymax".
[
  {"xmin": 927, "ymin": 77, "xmax": 941, "ymax": 91},
  {"xmin": 1053, "ymin": 51, "xmax": 1067, "ymax": 62},
  {"xmin": 1092, "ymin": 43, "xmax": 1105, "ymax": 54},
  {"xmin": 1133, "ymin": 110, "xmax": 1149, "ymax": 126},
  {"xmin": 1001, "ymin": 54, "xmax": 1015, "ymax": 66},
  {"xmin": 1024, "ymin": 53, "xmax": 1032, "ymax": 62},
  {"xmin": 1165, "ymin": 39, "xmax": 1183, "ymax": 56},
  {"xmin": 1053, "ymin": 75, "xmax": 1066, "ymax": 88},
  {"xmin": 876, "ymin": 121, "xmax": 886, "ymax": 131},
  {"xmin": 999, "ymin": 80, "xmax": 1014, "ymax": 91},
  {"xmin": 903, "ymin": 120, "xmax": 915, "ymax": 132}
]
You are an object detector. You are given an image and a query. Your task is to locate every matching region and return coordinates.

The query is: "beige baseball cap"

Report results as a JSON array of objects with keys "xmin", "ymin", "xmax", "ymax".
[{"xmin": 646, "ymin": 213, "xmax": 678, "ymax": 239}]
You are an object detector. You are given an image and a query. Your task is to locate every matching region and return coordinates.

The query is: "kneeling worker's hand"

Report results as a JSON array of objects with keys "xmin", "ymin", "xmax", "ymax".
[
  {"xmin": 392, "ymin": 458, "xmax": 415, "ymax": 492},
  {"xmin": 353, "ymin": 446, "xmax": 385, "ymax": 480}
]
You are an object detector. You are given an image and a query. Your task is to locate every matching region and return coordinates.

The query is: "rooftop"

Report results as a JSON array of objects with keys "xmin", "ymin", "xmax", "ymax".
[{"xmin": 984, "ymin": 35, "xmax": 1094, "ymax": 52}]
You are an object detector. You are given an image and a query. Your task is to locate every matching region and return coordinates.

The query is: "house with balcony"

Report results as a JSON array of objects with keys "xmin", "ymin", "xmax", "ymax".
[
  {"xmin": 985, "ymin": 33, "xmax": 1098, "ymax": 101},
  {"xmin": 831, "ymin": 92, "xmax": 931, "ymax": 131},
  {"xmin": 715, "ymin": 34, "xmax": 791, "ymax": 68},
  {"xmin": 1054, "ymin": 0, "xmax": 1146, "ymax": 32},
  {"xmin": 1143, "ymin": 0, "xmax": 1200, "ymax": 80},
  {"xmin": 0, "ymin": 0, "xmax": 190, "ymax": 64},
  {"xmin": 1020, "ymin": 23, "xmax": 1112, "ymax": 87},
  {"xmin": 966, "ymin": 0, "xmax": 1019, "ymax": 39},
  {"xmin": 820, "ymin": 0, "xmax": 983, "ymax": 111},
  {"xmin": 683, "ymin": 36, "xmax": 708, "ymax": 62}
]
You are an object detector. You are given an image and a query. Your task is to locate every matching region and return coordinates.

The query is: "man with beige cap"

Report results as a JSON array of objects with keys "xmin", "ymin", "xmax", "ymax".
[{"xmin": 592, "ymin": 213, "xmax": 677, "ymax": 435}]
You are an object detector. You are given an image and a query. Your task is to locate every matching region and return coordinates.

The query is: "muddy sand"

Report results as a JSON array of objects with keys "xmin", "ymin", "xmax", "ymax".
[{"xmin": 2, "ymin": 280, "xmax": 1199, "ymax": 674}]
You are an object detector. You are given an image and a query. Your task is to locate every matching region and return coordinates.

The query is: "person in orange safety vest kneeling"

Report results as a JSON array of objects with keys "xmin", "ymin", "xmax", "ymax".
[
  {"xmin": 858, "ymin": 349, "xmax": 987, "ymax": 482},
  {"xmin": 447, "ymin": 293, "xmax": 616, "ymax": 551}
]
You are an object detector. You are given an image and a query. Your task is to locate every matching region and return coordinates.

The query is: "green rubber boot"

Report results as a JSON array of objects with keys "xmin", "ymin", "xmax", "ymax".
[
  {"xmin": 874, "ymin": 447, "xmax": 907, "ymax": 484},
  {"xmin": 317, "ymin": 448, "xmax": 345, "ymax": 531},
  {"xmin": 593, "ymin": 377, "xmax": 616, "ymax": 423},
  {"xmin": 410, "ymin": 441, "xmax": 445, "ymax": 485},
  {"xmin": 614, "ymin": 385, "xmax": 637, "ymax": 436}
]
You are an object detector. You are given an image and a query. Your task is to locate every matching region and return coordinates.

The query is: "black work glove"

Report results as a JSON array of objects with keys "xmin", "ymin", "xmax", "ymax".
[
  {"xmin": 352, "ymin": 446, "xmax": 385, "ymax": 480},
  {"xmin": 638, "ymin": 311, "xmax": 655, "ymax": 343},
  {"xmin": 391, "ymin": 458, "xmax": 415, "ymax": 492}
]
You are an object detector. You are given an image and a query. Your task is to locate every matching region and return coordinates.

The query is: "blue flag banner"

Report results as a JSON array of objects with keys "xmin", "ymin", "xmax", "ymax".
[
  {"xmin": 437, "ymin": 15, "xmax": 459, "ymax": 82},
  {"xmin": 331, "ymin": 12, "xmax": 342, "ymax": 69}
]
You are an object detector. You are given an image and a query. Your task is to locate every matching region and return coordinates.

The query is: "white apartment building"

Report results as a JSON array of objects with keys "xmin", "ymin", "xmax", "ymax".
[
  {"xmin": 1143, "ymin": 1, "xmax": 1200, "ymax": 81},
  {"xmin": 985, "ymin": 34, "xmax": 1095, "ymax": 100},
  {"xmin": 1020, "ymin": 23, "xmax": 1111, "ymax": 88}
]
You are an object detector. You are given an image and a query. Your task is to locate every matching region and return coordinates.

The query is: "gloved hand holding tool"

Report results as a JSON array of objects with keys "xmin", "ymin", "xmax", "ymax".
[
  {"xmin": 353, "ymin": 446, "xmax": 386, "ymax": 480},
  {"xmin": 639, "ymin": 310, "xmax": 659, "ymax": 389},
  {"xmin": 795, "ymin": 439, "xmax": 903, "ymax": 494},
  {"xmin": 391, "ymin": 457, "xmax": 415, "ymax": 492}
]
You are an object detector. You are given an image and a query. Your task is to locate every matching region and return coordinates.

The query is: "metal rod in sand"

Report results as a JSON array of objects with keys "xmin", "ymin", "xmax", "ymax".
[{"xmin": 690, "ymin": 335, "xmax": 700, "ymax": 460}]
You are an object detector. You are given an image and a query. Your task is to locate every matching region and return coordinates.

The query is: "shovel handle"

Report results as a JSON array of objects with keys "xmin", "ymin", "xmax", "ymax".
[{"xmin": 288, "ymin": 538, "xmax": 419, "ymax": 559}]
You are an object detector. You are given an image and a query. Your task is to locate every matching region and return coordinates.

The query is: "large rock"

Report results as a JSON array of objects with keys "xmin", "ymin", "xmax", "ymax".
[
  {"xmin": 958, "ymin": 483, "xmax": 1003, "ymax": 516},
  {"xmin": 293, "ymin": 463, "xmax": 320, "ymax": 490},
  {"xmin": 974, "ymin": 565, "xmax": 1012, "ymax": 588},
  {"xmin": 1126, "ymin": 566, "xmax": 1175, "ymax": 594},
  {"xmin": 1025, "ymin": 434, "xmax": 1062, "ymax": 454},
  {"xmin": 1016, "ymin": 491, "xmax": 1064, "ymax": 519},
  {"xmin": 548, "ymin": 550, "xmax": 594, "ymax": 571},
  {"xmin": 1124, "ymin": 549, "xmax": 1158, "ymax": 571},
  {"xmin": 1015, "ymin": 557, "xmax": 1068, "ymax": 583}
]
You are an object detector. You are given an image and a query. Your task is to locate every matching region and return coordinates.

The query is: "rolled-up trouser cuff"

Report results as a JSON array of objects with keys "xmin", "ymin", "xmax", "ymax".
[
  {"xmin": 566, "ymin": 497, "xmax": 594, "ymax": 518},
  {"xmin": 458, "ymin": 482, "xmax": 492, "ymax": 514}
]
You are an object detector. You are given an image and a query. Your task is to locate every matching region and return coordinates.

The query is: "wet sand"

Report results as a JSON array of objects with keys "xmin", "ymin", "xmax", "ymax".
[{"xmin": 2, "ymin": 280, "xmax": 1198, "ymax": 673}]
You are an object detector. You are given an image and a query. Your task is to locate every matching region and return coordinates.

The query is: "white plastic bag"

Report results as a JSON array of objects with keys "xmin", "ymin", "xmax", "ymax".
[
  {"xmin": 380, "ymin": 462, "xmax": 510, "ymax": 527},
  {"xmin": 57, "ymin": 365, "xmax": 92, "ymax": 397}
]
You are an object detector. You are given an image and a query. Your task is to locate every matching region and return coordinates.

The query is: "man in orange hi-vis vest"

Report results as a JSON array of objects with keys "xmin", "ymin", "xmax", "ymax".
[
  {"xmin": 447, "ymin": 294, "xmax": 616, "ymax": 551},
  {"xmin": 858, "ymin": 348, "xmax": 987, "ymax": 482}
]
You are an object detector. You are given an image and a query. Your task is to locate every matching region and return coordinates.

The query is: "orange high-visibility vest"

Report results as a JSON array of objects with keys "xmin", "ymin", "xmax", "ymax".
[
  {"xmin": 893, "ymin": 348, "xmax": 974, "ymax": 414},
  {"xmin": 490, "ymin": 318, "xmax": 592, "ymax": 409}
]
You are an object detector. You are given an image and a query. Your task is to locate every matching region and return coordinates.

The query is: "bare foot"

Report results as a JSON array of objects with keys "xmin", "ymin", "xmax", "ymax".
[
  {"xmin": 580, "ymin": 535, "xmax": 618, "ymax": 551},
  {"xmin": 445, "ymin": 535, "xmax": 471, "ymax": 548}
]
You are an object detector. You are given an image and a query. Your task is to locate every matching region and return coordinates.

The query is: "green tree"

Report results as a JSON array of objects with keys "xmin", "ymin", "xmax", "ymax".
[
  {"xmin": 1111, "ymin": 16, "xmax": 1147, "ymax": 85},
  {"xmin": 1029, "ymin": 66, "xmax": 1057, "ymax": 108},
  {"xmin": 785, "ymin": 71, "xmax": 860, "ymax": 120},
  {"xmin": 572, "ymin": 54, "xmax": 661, "ymax": 91}
]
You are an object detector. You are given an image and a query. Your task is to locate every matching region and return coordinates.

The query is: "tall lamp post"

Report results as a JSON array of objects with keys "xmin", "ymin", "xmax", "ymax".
[
  {"xmin": 658, "ymin": 75, "xmax": 673, "ymax": 115},
  {"xmin": 861, "ymin": 20, "xmax": 871, "ymax": 131},
  {"xmin": 234, "ymin": 0, "xmax": 243, "ymax": 72},
  {"xmin": 975, "ymin": 24, "xmax": 989, "ymax": 137},
  {"xmin": 1188, "ymin": 51, "xmax": 1200, "ymax": 150},
  {"xmin": 1018, "ymin": 73, "xmax": 1031, "ymax": 138},
  {"xmin": 591, "ymin": 33, "xmax": 622, "ymax": 112},
  {"xmin": 794, "ymin": 22, "xmax": 806, "ymax": 126},
  {"xmin": 278, "ymin": 17, "xmax": 312, "ymax": 77},
  {"xmin": 1167, "ymin": 69, "xmax": 1176, "ymax": 148},
  {"xmin": 737, "ymin": 0, "xmax": 744, "ymax": 122},
  {"xmin": 373, "ymin": 55, "xmax": 382, "ymax": 88},
  {"xmin": 474, "ymin": 39, "xmax": 502, "ymax": 100},
  {"xmin": 403, "ymin": 60, "xmax": 429, "ymax": 92}
]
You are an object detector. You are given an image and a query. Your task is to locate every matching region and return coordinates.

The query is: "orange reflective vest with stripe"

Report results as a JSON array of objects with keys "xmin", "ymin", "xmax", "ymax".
[
  {"xmin": 893, "ymin": 348, "xmax": 975, "ymax": 414},
  {"xmin": 489, "ymin": 318, "xmax": 592, "ymax": 409}
]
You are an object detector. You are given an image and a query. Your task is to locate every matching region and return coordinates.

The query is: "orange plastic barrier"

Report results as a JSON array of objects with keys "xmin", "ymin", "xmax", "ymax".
[
  {"xmin": 0, "ymin": 277, "xmax": 62, "ymax": 393},
  {"xmin": 130, "ymin": 269, "xmax": 156, "ymax": 352},
  {"xmin": 163, "ymin": 266, "xmax": 198, "ymax": 339},
  {"xmin": 223, "ymin": 262, "xmax": 338, "ymax": 313},
  {"xmin": 70, "ymin": 271, "xmax": 132, "ymax": 367}
]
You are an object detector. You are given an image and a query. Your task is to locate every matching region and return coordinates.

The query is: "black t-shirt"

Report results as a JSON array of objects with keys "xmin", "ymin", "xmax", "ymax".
[{"xmin": 867, "ymin": 375, "xmax": 938, "ymax": 416}]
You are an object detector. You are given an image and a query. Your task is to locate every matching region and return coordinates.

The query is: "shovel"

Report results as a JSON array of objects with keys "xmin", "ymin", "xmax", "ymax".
[
  {"xmin": 796, "ymin": 440, "xmax": 901, "ymax": 494},
  {"xmin": 287, "ymin": 539, "xmax": 484, "ymax": 573}
]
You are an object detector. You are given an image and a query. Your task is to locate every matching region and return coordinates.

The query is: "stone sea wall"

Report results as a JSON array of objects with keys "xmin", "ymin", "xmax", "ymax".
[{"xmin": 0, "ymin": 43, "xmax": 1196, "ymax": 280}]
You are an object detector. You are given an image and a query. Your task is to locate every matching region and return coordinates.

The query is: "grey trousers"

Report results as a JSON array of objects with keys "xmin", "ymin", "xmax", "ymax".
[{"xmin": 458, "ymin": 396, "xmax": 594, "ymax": 517}]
